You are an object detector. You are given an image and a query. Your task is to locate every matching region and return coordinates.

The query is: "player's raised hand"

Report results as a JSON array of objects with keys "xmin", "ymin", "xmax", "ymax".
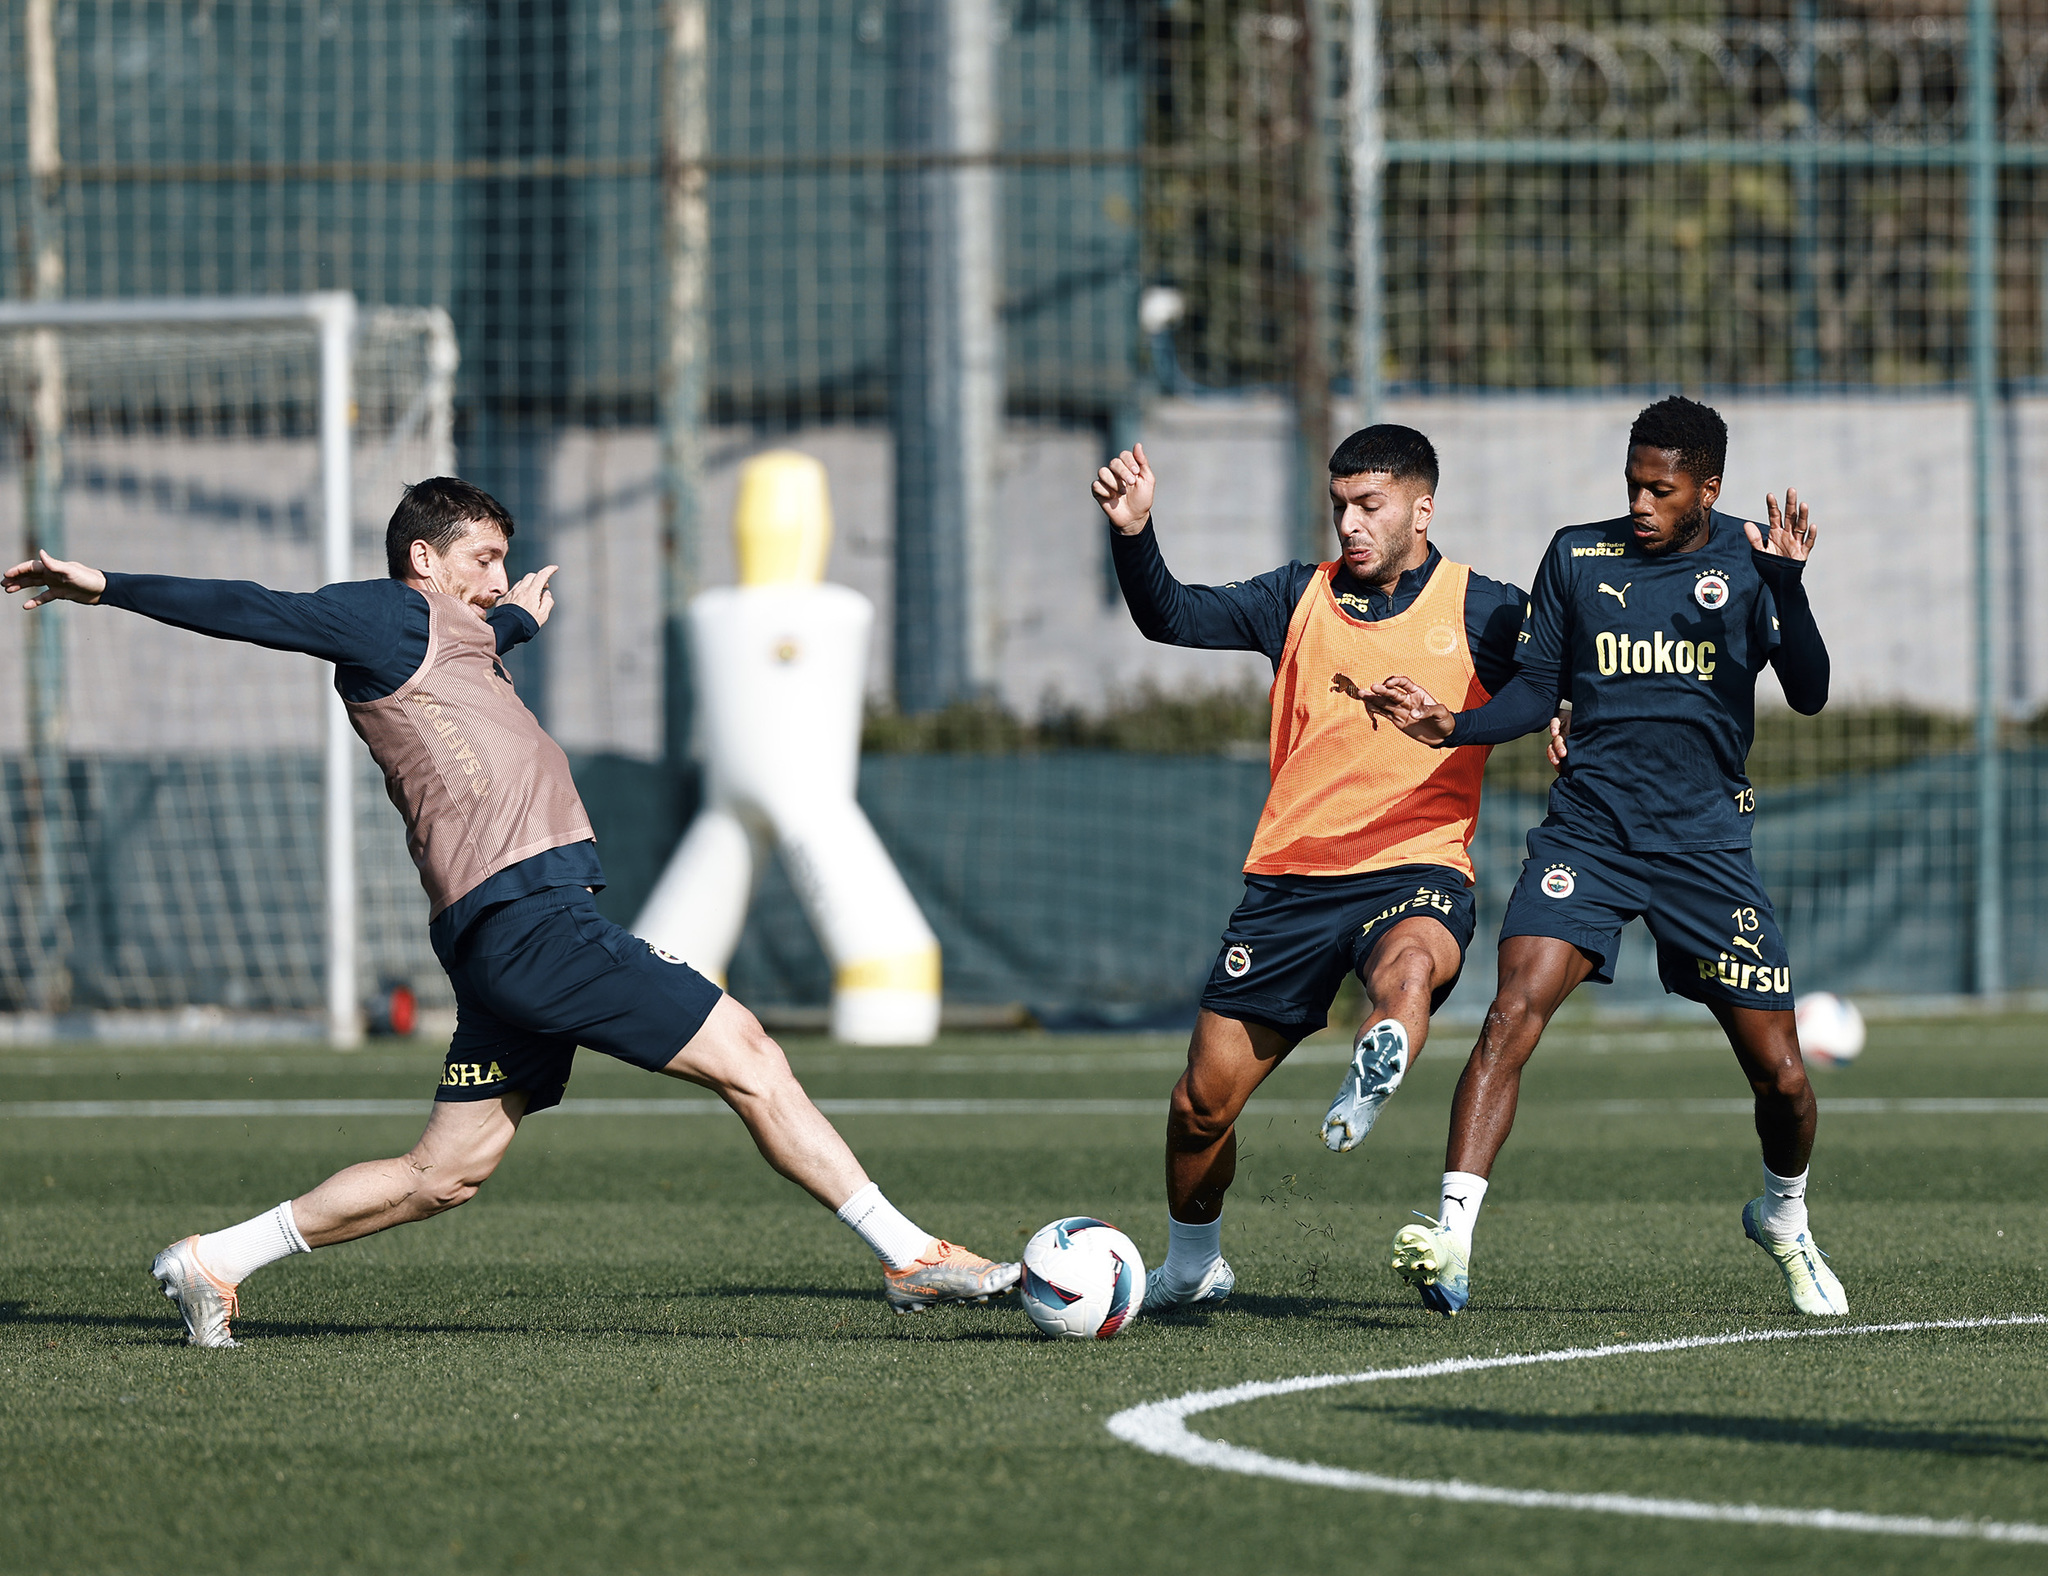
[
  {"xmin": 1744, "ymin": 488, "xmax": 1817, "ymax": 563},
  {"xmin": 1365, "ymin": 674, "xmax": 1456, "ymax": 745},
  {"xmin": 3, "ymin": 549, "xmax": 106, "ymax": 610},
  {"xmin": 1091, "ymin": 442, "xmax": 1155, "ymax": 535},
  {"xmin": 502, "ymin": 563, "xmax": 559, "ymax": 628}
]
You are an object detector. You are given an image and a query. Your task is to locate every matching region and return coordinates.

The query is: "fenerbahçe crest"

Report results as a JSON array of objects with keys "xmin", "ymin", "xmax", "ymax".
[
  {"xmin": 1224, "ymin": 943, "xmax": 1253, "ymax": 978},
  {"xmin": 1539, "ymin": 865, "xmax": 1577, "ymax": 899},
  {"xmin": 1693, "ymin": 572, "xmax": 1731, "ymax": 610}
]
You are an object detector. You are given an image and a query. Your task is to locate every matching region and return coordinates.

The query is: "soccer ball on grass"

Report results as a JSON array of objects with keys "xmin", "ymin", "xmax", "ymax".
[{"xmin": 1019, "ymin": 1217, "xmax": 1146, "ymax": 1340}]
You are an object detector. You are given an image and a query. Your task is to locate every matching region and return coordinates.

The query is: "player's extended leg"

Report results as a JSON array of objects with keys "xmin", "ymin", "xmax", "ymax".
[
  {"xmin": 1714, "ymin": 1001, "xmax": 1846, "ymax": 1315},
  {"xmin": 659, "ymin": 993, "xmax": 1019, "ymax": 1312},
  {"xmin": 1322, "ymin": 915, "xmax": 1464, "ymax": 1152},
  {"xmin": 1444, "ymin": 935, "xmax": 1596, "ymax": 1178},
  {"xmin": 152, "ymin": 1095, "xmax": 528, "ymax": 1347},
  {"xmin": 1389, "ymin": 935, "xmax": 1595, "ymax": 1314},
  {"xmin": 1147, "ymin": 1010, "xmax": 1298, "ymax": 1310}
]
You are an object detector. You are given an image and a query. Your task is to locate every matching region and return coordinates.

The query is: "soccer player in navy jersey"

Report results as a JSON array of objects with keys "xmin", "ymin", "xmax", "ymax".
[
  {"xmin": 4, "ymin": 478, "xmax": 1017, "ymax": 1345},
  {"xmin": 1366, "ymin": 396, "xmax": 1847, "ymax": 1318}
]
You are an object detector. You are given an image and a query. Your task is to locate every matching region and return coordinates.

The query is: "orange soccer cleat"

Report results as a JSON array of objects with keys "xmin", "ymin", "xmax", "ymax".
[{"xmin": 882, "ymin": 1240, "xmax": 1021, "ymax": 1314}]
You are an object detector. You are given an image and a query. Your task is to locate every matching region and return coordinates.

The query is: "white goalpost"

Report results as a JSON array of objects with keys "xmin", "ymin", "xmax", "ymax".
[{"xmin": 0, "ymin": 292, "xmax": 458, "ymax": 1048}]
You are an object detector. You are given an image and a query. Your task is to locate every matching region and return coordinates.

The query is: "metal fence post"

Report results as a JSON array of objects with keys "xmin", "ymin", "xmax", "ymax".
[
  {"xmin": 661, "ymin": 0, "xmax": 709, "ymax": 767},
  {"xmin": 24, "ymin": 0, "xmax": 70, "ymax": 1015},
  {"xmin": 1969, "ymin": 0, "xmax": 2004, "ymax": 997},
  {"xmin": 1349, "ymin": 0, "xmax": 1383, "ymax": 431},
  {"xmin": 890, "ymin": 0, "xmax": 1003, "ymax": 713}
]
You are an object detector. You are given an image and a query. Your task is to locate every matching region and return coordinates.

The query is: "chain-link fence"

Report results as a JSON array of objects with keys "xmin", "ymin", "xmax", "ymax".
[{"xmin": 3, "ymin": 2, "xmax": 2043, "ymax": 1024}]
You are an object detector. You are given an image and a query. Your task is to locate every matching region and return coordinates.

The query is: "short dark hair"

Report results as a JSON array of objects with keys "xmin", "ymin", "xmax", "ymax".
[
  {"xmin": 1328, "ymin": 424, "xmax": 1438, "ymax": 492},
  {"xmin": 1628, "ymin": 396, "xmax": 1727, "ymax": 484},
  {"xmin": 385, "ymin": 477, "xmax": 516, "ymax": 579}
]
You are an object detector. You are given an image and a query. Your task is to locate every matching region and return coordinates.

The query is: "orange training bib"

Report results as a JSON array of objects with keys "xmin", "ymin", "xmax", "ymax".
[{"xmin": 1244, "ymin": 559, "xmax": 1493, "ymax": 880}]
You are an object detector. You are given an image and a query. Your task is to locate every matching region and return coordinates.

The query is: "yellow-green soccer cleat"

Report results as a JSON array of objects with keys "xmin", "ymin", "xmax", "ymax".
[
  {"xmin": 882, "ymin": 1241, "xmax": 1021, "ymax": 1314},
  {"xmin": 151, "ymin": 1236, "xmax": 241, "ymax": 1348},
  {"xmin": 1390, "ymin": 1214, "xmax": 1469, "ymax": 1315},
  {"xmin": 1742, "ymin": 1197, "xmax": 1848, "ymax": 1316}
]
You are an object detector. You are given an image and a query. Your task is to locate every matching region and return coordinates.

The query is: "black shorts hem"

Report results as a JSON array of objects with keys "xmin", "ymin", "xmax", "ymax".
[
  {"xmin": 433, "ymin": 1077, "xmax": 570, "ymax": 1115},
  {"xmin": 1496, "ymin": 920, "xmax": 1619, "ymax": 985},
  {"xmin": 1196, "ymin": 992, "xmax": 1325, "ymax": 1044}
]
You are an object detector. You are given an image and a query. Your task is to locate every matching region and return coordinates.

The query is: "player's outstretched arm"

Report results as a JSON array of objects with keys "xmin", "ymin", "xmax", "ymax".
[
  {"xmin": 1745, "ymin": 489, "xmax": 1830, "ymax": 715},
  {"xmin": 1091, "ymin": 442, "xmax": 1155, "ymax": 535},
  {"xmin": 4, "ymin": 549, "xmax": 106, "ymax": 609}
]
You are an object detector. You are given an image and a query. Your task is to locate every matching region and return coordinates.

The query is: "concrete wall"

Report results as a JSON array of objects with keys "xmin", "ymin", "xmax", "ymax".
[
  {"xmin": 536, "ymin": 390, "xmax": 2031, "ymax": 756},
  {"xmin": 1, "ymin": 391, "xmax": 2034, "ymax": 758}
]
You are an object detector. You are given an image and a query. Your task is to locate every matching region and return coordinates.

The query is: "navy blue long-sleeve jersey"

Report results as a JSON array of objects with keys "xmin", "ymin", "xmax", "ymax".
[
  {"xmin": 1444, "ymin": 511, "xmax": 1830, "ymax": 851},
  {"xmin": 100, "ymin": 573, "xmax": 606, "ymax": 957},
  {"xmin": 1110, "ymin": 523, "xmax": 1526, "ymax": 692}
]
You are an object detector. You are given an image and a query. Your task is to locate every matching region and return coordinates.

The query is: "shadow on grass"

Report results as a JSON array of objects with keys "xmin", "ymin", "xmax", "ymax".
[
  {"xmin": 2, "ymin": 1294, "xmax": 1037, "ymax": 1345},
  {"xmin": 1159, "ymin": 1291, "xmax": 1410, "ymax": 1331},
  {"xmin": 1344, "ymin": 1402, "xmax": 2048, "ymax": 1462}
]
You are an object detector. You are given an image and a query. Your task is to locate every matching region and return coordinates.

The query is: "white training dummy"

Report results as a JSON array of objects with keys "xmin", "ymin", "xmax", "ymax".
[{"xmin": 633, "ymin": 450, "xmax": 942, "ymax": 1045}]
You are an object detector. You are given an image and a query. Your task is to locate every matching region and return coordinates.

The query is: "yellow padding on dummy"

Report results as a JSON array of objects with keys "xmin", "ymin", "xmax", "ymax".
[
  {"xmin": 735, "ymin": 449, "xmax": 833, "ymax": 586},
  {"xmin": 834, "ymin": 948, "xmax": 941, "ymax": 994}
]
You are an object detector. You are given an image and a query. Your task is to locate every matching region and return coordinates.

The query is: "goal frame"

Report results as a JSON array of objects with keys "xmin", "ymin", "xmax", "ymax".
[{"xmin": 0, "ymin": 291, "xmax": 455, "ymax": 1047}]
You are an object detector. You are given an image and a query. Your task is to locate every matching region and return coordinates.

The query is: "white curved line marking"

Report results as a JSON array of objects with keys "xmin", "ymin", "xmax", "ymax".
[{"xmin": 1107, "ymin": 1316, "xmax": 2048, "ymax": 1544}]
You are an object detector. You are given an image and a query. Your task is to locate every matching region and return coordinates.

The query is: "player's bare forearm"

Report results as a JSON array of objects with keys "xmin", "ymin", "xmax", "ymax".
[
  {"xmin": 1091, "ymin": 443, "xmax": 1155, "ymax": 535},
  {"xmin": 3, "ymin": 549, "xmax": 106, "ymax": 610}
]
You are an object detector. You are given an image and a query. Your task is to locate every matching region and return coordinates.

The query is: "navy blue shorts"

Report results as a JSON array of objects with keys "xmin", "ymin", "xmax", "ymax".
[
  {"xmin": 1199, "ymin": 865, "xmax": 1477, "ymax": 1042},
  {"xmin": 1499, "ymin": 819, "xmax": 1794, "ymax": 1011},
  {"xmin": 435, "ymin": 888, "xmax": 725, "ymax": 1113}
]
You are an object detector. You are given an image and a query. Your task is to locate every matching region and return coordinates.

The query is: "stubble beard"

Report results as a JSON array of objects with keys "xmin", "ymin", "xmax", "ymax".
[{"xmin": 1644, "ymin": 499, "xmax": 1712, "ymax": 557}]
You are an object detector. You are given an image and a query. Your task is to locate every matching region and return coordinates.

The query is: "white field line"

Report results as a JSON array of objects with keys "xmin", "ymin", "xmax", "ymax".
[
  {"xmin": 4, "ymin": 1096, "xmax": 2044, "ymax": 1120},
  {"xmin": 0, "ymin": 1097, "xmax": 1195, "ymax": 1119},
  {"xmin": 1106, "ymin": 1316, "xmax": 2048, "ymax": 1545},
  {"xmin": 1596, "ymin": 1098, "xmax": 2048, "ymax": 1115}
]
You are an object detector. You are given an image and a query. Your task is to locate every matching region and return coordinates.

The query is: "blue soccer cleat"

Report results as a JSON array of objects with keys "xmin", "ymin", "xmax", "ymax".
[
  {"xmin": 1390, "ymin": 1214, "xmax": 1469, "ymax": 1315},
  {"xmin": 1322, "ymin": 1020, "xmax": 1410, "ymax": 1153}
]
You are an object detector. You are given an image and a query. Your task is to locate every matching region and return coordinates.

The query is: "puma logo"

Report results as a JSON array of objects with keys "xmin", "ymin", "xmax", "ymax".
[
  {"xmin": 1443, "ymin": 1194, "xmax": 1469, "ymax": 1209},
  {"xmin": 1331, "ymin": 672, "xmax": 1379, "ymax": 731},
  {"xmin": 1598, "ymin": 582, "xmax": 1632, "ymax": 607},
  {"xmin": 1728, "ymin": 934, "xmax": 1764, "ymax": 957}
]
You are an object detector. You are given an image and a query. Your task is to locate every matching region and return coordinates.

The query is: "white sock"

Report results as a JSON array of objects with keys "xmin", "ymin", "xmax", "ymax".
[
  {"xmin": 1161, "ymin": 1212, "xmax": 1223, "ymax": 1288},
  {"xmin": 835, "ymin": 1183, "xmax": 933, "ymax": 1271},
  {"xmin": 1438, "ymin": 1172, "xmax": 1488, "ymax": 1256},
  {"xmin": 1761, "ymin": 1164, "xmax": 1810, "ymax": 1239},
  {"xmin": 195, "ymin": 1201, "xmax": 310, "ymax": 1286}
]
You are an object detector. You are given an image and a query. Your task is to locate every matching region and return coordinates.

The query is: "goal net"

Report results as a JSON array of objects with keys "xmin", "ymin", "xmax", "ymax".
[{"xmin": 0, "ymin": 296, "xmax": 457, "ymax": 1043}]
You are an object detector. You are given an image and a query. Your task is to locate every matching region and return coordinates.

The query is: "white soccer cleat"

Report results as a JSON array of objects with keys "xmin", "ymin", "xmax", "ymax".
[
  {"xmin": 1322, "ymin": 1020, "xmax": 1409, "ymax": 1152},
  {"xmin": 1140, "ymin": 1255, "xmax": 1235, "ymax": 1312},
  {"xmin": 151, "ymin": 1235, "xmax": 241, "ymax": 1348},
  {"xmin": 1742, "ymin": 1198, "xmax": 1848, "ymax": 1317}
]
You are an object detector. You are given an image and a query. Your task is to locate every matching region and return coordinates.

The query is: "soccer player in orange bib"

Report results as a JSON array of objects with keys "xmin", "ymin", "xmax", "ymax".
[
  {"xmin": 5, "ymin": 479, "xmax": 1018, "ymax": 1346},
  {"xmin": 1092, "ymin": 428, "xmax": 1526, "ymax": 1310}
]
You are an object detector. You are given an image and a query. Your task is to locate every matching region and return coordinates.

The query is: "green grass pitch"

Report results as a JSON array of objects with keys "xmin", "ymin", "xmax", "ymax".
[{"xmin": 3, "ymin": 1014, "xmax": 2045, "ymax": 1575}]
